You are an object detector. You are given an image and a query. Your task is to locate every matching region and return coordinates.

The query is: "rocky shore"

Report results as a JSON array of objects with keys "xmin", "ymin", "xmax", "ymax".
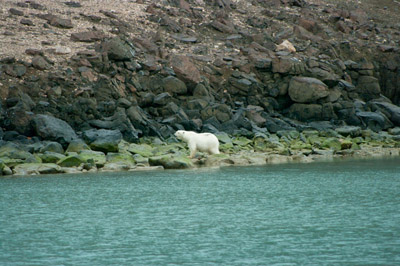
[{"xmin": 1, "ymin": 0, "xmax": 400, "ymax": 176}]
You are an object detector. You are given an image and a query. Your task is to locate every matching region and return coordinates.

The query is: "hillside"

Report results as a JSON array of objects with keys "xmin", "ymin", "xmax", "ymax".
[{"xmin": 1, "ymin": 0, "xmax": 400, "ymax": 144}]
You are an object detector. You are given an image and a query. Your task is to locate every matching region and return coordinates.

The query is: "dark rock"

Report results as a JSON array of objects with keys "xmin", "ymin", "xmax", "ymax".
[
  {"xmin": 335, "ymin": 126, "xmax": 362, "ymax": 137},
  {"xmin": 20, "ymin": 19, "xmax": 34, "ymax": 26},
  {"xmin": 356, "ymin": 76, "xmax": 381, "ymax": 101},
  {"xmin": 288, "ymin": 77, "xmax": 329, "ymax": 103},
  {"xmin": 162, "ymin": 76, "xmax": 187, "ymax": 95},
  {"xmin": 31, "ymin": 56, "xmax": 51, "ymax": 70},
  {"xmin": 9, "ymin": 8, "xmax": 24, "ymax": 16},
  {"xmin": 39, "ymin": 142, "xmax": 64, "ymax": 154},
  {"xmin": 372, "ymin": 101, "xmax": 400, "ymax": 126},
  {"xmin": 71, "ymin": 31, "xmax": 106, "ymax": 42},
  {"xmin": 170, "ymin": 55, "xmax": 201, "ymax": 89},
  {"xmin": 153, "ymin": 92, "xmax": 172, "ymax": 106},
  {"xmin": 46, "ymin": 15, "xmax": 73, "ymax": 28},
  {"xmin": 64, "ymin": 1, "xmax": 82, "ymax": 8},
  {"xmin": 82, "ymin": 129, "xmax": 122, "ymax": 153},
  {"xmin": 32, "ymin": 114, "xmax": 77, "ymax": 146},
  {"xmin": 97, "ymin": 37, "xmax": 135, "ymax": 61},
  {"xmin": 356, "ymin": 111, "xmax": 393, "ymax": 132}
]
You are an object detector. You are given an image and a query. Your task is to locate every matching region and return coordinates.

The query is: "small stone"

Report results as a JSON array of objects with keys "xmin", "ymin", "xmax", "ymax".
[{"xmin": 9, "ymin": 8, "xmax": 24, "ymax": 16}]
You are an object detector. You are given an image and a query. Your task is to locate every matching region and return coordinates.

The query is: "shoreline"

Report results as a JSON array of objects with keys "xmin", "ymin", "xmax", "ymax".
[{"xmin": 1, "ymin": 130, "xmax": 400, "ymax": 177}]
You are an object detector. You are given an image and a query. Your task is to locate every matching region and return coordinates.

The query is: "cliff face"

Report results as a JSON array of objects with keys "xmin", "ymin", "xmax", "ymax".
[{"xmin": 1, "ymin": 0, "xmax": 400, "ymax": 142}]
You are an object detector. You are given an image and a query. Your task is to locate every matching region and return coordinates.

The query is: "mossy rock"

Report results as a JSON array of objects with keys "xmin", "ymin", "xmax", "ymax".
[
  {"xmin": 215, "ymin": 132, "xmax": 232, "ymax": 144},
  {"xmin": 0, "ymin": 144, "xmax": 38, "ymax": 163},
  {"xmin": 40, "ymin": 151, "xmax": 66, "ymax": 163},
  {"xmin": 57, "ymin": 155, "xmax": 86, "ymax": 167},
  {"xmin": 13, "ymin": 163, "xmax": 63, "ymax": 176},
  {"xmin": 277, "ymin": 130, "xmax": 300, "ymax": 140},
  {"xmin": 66, "ymin": 139, "xmax": 91, "ymax": 153},
  {"xmin": 233, "ymin": 136, "xmax": 252, "ymax": 146},
  {"xmin": 0, "ymin": 159, "xmax": 5, "ymax": 174},
  {"xmin": 340, "ymin": 139, "xmax": 353, "ymax": 150},
  {"xmin": 253, "ymin": 134, "xmax": 283, "ymax": 151},
  {"xmin": 128, "ymin": 143, "xmax": 154, "ymax": 157},
  {"xmin": 322, "ymin": 137, "xmax": 341, "ymax": 151},
  {"xmin": 106, "ymin": 153, "xmax": 136, "ymax": 167},
  {"xmin": 290, "ymin": 140, "xmax": 312, "ymax": 150},
  {"xmin": 79, "ymin": 150, "xmax": 106, "ymax": 167},
  {"xmin": 149, "ymin": 155, "xmax": 193, "ymax": 169},
  {"xmin": 219, "ymin": 142, "xmax": 234, "ymax": 152}
]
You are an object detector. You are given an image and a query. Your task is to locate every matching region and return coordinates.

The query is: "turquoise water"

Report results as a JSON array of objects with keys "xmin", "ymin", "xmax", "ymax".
[{"xmin": 1, "ymin": 158, "xmax": 400, "ymax": 265}]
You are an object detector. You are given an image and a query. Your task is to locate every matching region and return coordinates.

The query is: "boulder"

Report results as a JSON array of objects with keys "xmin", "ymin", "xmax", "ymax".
[
  {"xmin": 57, "ymin": 155, "xmax": 86, "ymax": 167},
  {"xmin": 39, "ymin": 152, "xmax": 66, "ymax": 163},
  {"xmin": 149, "ymin": 154, "xmax": 193, "ymax": 169},
  {"xmin": 106, "ymin": 152, "xmax": 136, "ymax": 167},
  {"xmin": 335, "ymin": 126, "xmax": 362, "ymax": 137},
  {"xmin": 66, "ymin": 139, "xmax": 91, "ymax": 153},
  {"xmin": 356, "ymin": 76, "xmax": 381, "ymax": 101},
  {"xmin": 288, "ymin": 77, "xmax": 329, "ymax": 103},
  {"xmin": 83, "ymin": 129, "xmax": 122, "ymax": 153},
  {"xmin": 32, "ymin": 114, "xmax": 77, "ymax": 146},
  {"xmin": 162, "ymin": 76, "xmax": 187, "ymax": 95},
  {"xmin": 39, "ymin": 142, "xmax": 64, "ymax": 154},
  {"xmin": 128, "ymin": 143, "xmax": 154, "ymax": 157},
  {"xmin": 79, "ymin": 150, "xmax": 106, "ymax": 167},
  {"xmin": 97, "ymin": 37, "xmax": 135, "ymax": 61},
  {"xmin": 13, "ymin": 163, "xmax": 63, "ymax": 176},
  {"xmin": 170, "ymin": 55, "xmax": 201, "ymax": 89},
  {"xmin": 31, "ymin": 56, "xmax": 50, "ymax": 70},
  {"xmin": 372, "ymin": 101, "xmax": 400, "ymax": 126},
  {"xmin": 356, "ymin": 111, "xmax": 393, "ymax": 132}
]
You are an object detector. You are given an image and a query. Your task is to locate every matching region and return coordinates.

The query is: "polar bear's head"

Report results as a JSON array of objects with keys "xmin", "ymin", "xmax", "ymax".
[{"xmin": 174, "ymin": 130, "xmax": 186, "ymax": 140}]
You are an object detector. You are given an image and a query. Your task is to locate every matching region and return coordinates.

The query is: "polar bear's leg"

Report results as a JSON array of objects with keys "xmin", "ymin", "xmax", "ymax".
[
  {"xmin": 188, "ymin": 142, "xmax": 197, "ymax": 158},
  {"xmin": 209, "ymin": 146, "xmax": 220, "ymax": 155}
]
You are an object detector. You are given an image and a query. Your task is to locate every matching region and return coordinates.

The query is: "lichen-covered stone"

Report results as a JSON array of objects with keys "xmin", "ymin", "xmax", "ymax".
[
  {"xmin": 149, "ymin": 155, "xmax": 193, "ymax": 169},
  {"xmin": 57, "ymin": 155, "xmax": 86, "ymax": 167},
  {"xmin": 13, "ymin": 163, "xmax": 62, "ymax": 176},
  {"xmin": 79, "ymin": 150, "xmax": 106, "ymax": 167}
]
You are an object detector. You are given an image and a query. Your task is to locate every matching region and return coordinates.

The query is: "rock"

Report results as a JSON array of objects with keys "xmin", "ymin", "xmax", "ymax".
[
  {"xmin": 128, "ymin": 143, "xmax": 154, "ymax": 157},
  {"xmin": 356, "ymin": 76, "xmax": 381, "ymax": 101},
  {"xmin": 153, "ymin": 92, "xmax": 173, "ymax": 106},
  {"xmin": 32, "ymin": 114, "xmax": 77, "ymax": 146},
  {"xmin": 372, "ymin": 101, "xmax": 400, "ymax": 126},
  {"xmin": 20, "ymin": 19, "xmax": 34, "ymax": 26},
  {"xmin": 356, "ymin": 111, "xmax": 393, "ymax": 132},
  {"xmin": 162, "ymin": 76, "xmax": 187, "ymax": 95},
  {"xmin": 106, "ymin": 152, "xmax": 136, "ymax": 167},
  {"xmin": 57, "ymin": 155, "xmax": 86, "ymax": 167},
  {"xmin": 288, "ymin": 76, "xmax": 329, "ymax": 103},
  {"xmin": 39, "ymin": 141, "xmax": 64, "ymax": 154},
  {"xmin": 9, "ymin": 8, "xmax": 24, "ymax": 16},
  {"xmin": 79, "ymin": 150, "xmax": 106, "ymax": 167},
  {"xmin": 0, "ymin": 143, "xmax": 38, "ymax": 165},
  {"xmin": 335, "ymin": 126, "xmax": 362, "ymax": 137},
  {"xmin": 149, "ymin": 154, "xmax": 193, "ymax": 169},
  {"xmin": 40, "ymin": 152, "xmax": 66, "ymax": 163},
  {"xmin": 13, "ymin": 163, "xmax": 63, "ymax": 176},
  {"xmin": 276, "ymin": 40, "xmax": 296, "ymax": 53},
  {"xmin": 31, "ymin": 56, "xmax": 51, "ymax": 70},
  {"xmin": 44, "ymin": 14, "xmax": 73, "ymax": 28},
  {"xmin": 98, "ymin": 37, "xmax": 135, "ymax": 61},
  {"xmin": 82, "ymin": 129, "xmax": 122, "ymax": 153},
  {"xmin": 66, "ymin": 139, "xmax": 91, "ymax": 153},
  {"xmin": 170, "ymin": 55, "xmax": 201, "ymax": 89},
  {"xmin": 71, "ymin": 31, "xmax": 106, "ymax": 42}
]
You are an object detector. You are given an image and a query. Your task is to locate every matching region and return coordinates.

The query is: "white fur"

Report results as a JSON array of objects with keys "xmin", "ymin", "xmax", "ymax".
[{"xmin": 174, "ymin": 130, "xmax": 220, "ymax": 158}]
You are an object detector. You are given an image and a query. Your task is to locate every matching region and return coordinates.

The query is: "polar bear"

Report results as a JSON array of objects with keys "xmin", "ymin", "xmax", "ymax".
[{"xmin": 174, "ymin": 130, "xmax": 220, "ymax": 158}]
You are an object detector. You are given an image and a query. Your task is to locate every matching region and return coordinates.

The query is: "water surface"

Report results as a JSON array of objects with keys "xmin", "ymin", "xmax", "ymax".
[{"xmin": 1, "ymin": 158, "xmax": 400, "ymax": 265}]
